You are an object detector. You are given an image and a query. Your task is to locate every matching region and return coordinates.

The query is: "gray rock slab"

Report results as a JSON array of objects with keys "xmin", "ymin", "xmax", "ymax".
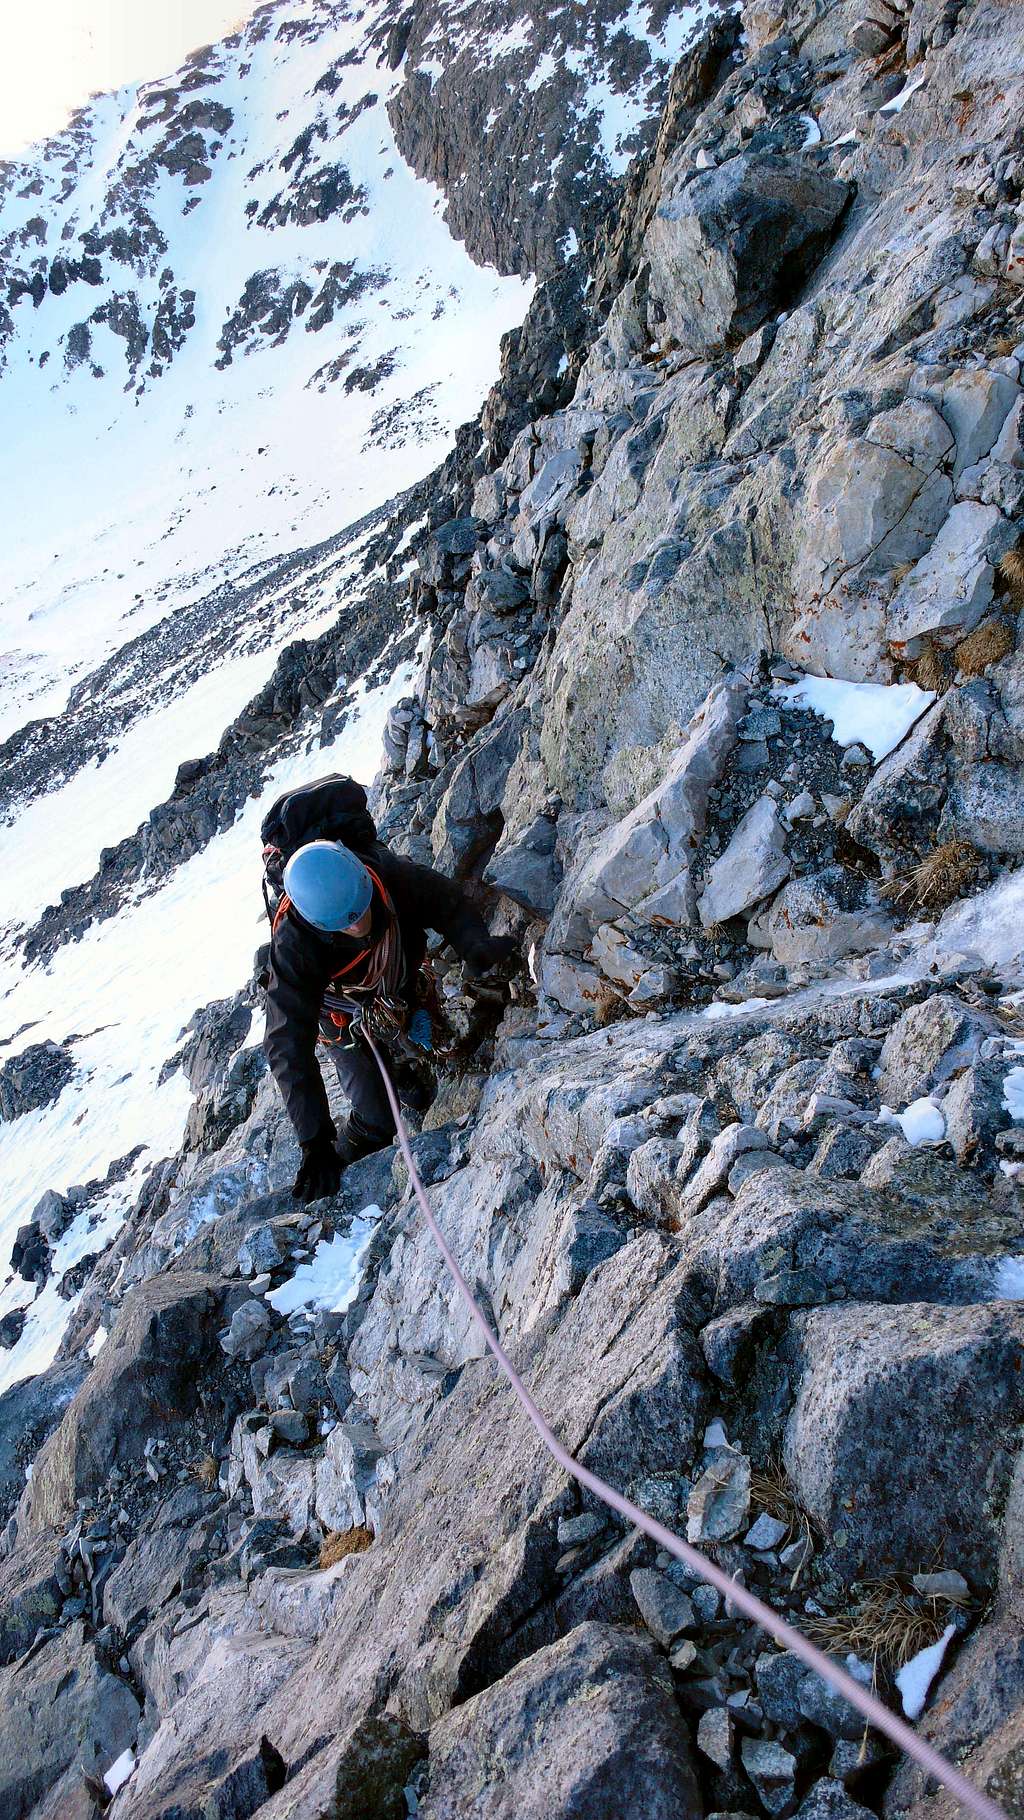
[
  {"xmin": 748, "ymin": 871, "xmax": 891, "ymax": 968},
  {"xmin": 420, "ymin": 1621, "xmax": 702, "ymax": 1820},
  {"xmin": 550, "ymin": 676, "xmax": 746, "ymax": 951},
  {"xmin": 888, "ymin": 502, "xmax": 1006, "ymax": 650},
  {"xmin": 877, "ymin": 993, "xmax": 993, "ymax": 1104},
  {"xmin": 785, "ymin": 1300, "xmax": 1024, "ymax": 1583},
  {"xmin": 0, "ymin": 1620, "xmax": 139, "ymax": 1818},
  {"xmin": 699, "ymin": 796, "xmax": 791, "ymax": 928},
  {"xmin": 646, "ymin": 152, "xmax": 849, "ymax": 353},
  {"xmin": 314, "ymin": 1421, "xmax": 388, "ymax": 1532}
]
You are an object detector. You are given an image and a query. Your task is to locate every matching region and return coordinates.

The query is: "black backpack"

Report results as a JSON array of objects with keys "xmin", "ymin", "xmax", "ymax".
[{"xmin": 260, "ymin": 774, "xmax": 378, "ymax": 922}]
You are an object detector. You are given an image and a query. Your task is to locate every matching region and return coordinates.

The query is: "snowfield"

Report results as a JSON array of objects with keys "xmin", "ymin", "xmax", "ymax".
[{"xmin": 0, "ymin": 0, "xmax": 531, "ymax": 745}]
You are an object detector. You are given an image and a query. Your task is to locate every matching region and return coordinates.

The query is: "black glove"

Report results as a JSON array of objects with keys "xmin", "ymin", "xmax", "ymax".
[
  {"xmin": 293, "ymin": 1125, "xmax": 342, "ymax": 1203},
  {"xmin": 464, "ymin": 935, "xmax": 518, "ymax": 978}
]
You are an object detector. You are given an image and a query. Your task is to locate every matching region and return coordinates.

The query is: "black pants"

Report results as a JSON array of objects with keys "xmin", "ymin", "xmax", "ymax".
[{"xmin": 328, "ymin": 1037, "xmax": 396, "ymax": 1144}]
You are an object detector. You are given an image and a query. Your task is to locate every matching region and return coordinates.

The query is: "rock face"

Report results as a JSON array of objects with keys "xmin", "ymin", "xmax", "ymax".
[
  {"xmin": 19, "ymin": 1272, "xmax": 228, "ymax": 1533},
  {"xmin": 646, "ymin": 153, "xmax": 850, "ymax": 352},
  {"xmin": 0, "ymin": 1620, "xmax": 140, "ymax": 1818},
  {"xmin": 786, "ymin": 1302, "xmax": 1024, "ymax": 1582},
  {"xmin": 420, "ymin": 1622, "xmax": 702, "ymax": 1819}
]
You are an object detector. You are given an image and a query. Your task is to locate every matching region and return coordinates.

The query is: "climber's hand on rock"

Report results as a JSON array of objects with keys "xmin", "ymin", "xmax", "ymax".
[{"xmin": 464, "ymin": 935, "xmax": 518, "ymax": 978}]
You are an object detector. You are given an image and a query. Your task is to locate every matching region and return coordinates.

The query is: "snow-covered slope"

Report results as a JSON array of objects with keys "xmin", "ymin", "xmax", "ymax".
[{"xmin": 0, "ymin": 0, "xmax": 529, "ymax": 748}]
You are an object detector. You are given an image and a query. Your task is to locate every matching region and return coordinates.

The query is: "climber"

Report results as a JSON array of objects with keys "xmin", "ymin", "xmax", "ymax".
[{"xmin": 263, "ymin": 836, "xmax": 516, "ymax": 1203}]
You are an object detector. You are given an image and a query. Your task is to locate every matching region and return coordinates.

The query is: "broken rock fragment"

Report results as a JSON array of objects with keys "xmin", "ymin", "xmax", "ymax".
[
  {"xmin": 699, "ymin": 796, "xmax": 790, "ymax": 928},
  {"xmin": 687, "ymin": 1446, "xmax": 752, "ymax": 1543}
]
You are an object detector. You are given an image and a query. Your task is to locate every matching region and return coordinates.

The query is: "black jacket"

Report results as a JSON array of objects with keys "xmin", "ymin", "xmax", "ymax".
[{"xmin": 263, "ymin": 841, "xmax": 491, "ymax": 1143}]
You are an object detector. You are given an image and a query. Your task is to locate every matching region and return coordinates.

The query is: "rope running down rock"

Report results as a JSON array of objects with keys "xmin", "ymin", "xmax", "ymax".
[{"xmin": 361, "ymin": 1025, "xmax": 1006, "ymax": 1820}]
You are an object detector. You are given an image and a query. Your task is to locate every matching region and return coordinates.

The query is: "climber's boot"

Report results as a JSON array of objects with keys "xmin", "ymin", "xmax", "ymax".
[{"xmin": 335, "ymin": 1114, "xmax": 388, "ymax": 1169}]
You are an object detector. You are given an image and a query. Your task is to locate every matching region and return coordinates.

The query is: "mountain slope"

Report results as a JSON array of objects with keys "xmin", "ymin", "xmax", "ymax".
[
  {"xmin": 2, "ymin": 0, "xmax": 1024, "ymax": 1817},
  {"xmin": 0, "ymin": 0, "xmax": 719, "ymax": 1391}
]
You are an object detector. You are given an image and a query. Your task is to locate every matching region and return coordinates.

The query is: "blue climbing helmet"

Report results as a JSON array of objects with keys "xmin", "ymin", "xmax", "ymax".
[{"xmin": 282, "ymin": 841, "xmax": 374, "ymax": 933}]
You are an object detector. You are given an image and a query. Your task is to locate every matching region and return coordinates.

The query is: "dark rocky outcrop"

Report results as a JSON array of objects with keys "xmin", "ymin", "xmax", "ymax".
[{"xmin": 0, "ymin": 1040, "xmax": 74, "ymax": 1121}]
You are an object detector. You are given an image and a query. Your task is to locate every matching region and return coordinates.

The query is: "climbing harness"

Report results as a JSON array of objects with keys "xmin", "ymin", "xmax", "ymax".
[{"xmin": 358, "ymin": 1019, "xmax": 1007, "ymax": 1820}]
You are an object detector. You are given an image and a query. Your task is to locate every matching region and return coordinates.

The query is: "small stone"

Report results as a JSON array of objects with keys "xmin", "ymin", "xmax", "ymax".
[
  {"xmin": 630, "ymin": 1567, "xmax": 696, "ymax": 1646},
  {"xmin": 556, "ymin": 1548, "xmax": 586, "ymax": 1575},
  {"xmin": 221, "ymin": 1300, "xmax": 271, "ymax": 1361},
  {"xmin": 324, "ymin": 1355, "xmax": 353, "ymax": 1418},
  {"xmin": 740, "ymin": 705, "xmax": 782, "ymax": 742},
  {"xmin": 250, "ymin": 1274, "xmax": 272, "ymax": 1295},
  {"xmin": 557, "ymin": 1511, "xmax": 607, "ymax": 1548},
  {"xmin": 687, "ymin": 1449, "xmax": 751, "ymax": 1543},
  {"xmin": 698, "ymin": 1706, "xmax": 734, "ymax": 1770},
  {"xmin": 269, "ymin": 1408, "xmax": 308, "ymax": 1446},
  {"xmin": 670, "ymin": 1638, "xmax": 699, "ymax": 1672},
  {"xmin": 287, "ymin": 1357, "xmax": 327, "ymax": 1416},
  {"xmin": 744, "ymin": 1512, "xmax": 788, "ymax": 1551},
  {"xmin": 785, "ymin": 790, "xmax": 816, "ymax": 822},
  {"xmin": 801, "ymin": 1093, "xmax": 868, "ymax": 1134},
  {"xmin": 829, "ymin": 1737, "xmax": 887, "ymax": 1786},
  {"xmin": 795, "ymin": 1777, "xmax": 877, "ymax": 1820},
  {"xmin": 912, "ymin": 1569, "xmax": 970, "ymax": 1601},
  {"xmin": 741, "ymin": 1737, "xmax": 797, "ymax": 1814},
  {"xmin": 840, "ymin": 744, "xmax": 871, "ymax": 771},
  {"xmin": 809, "ymin": 1125, "xmax": 878, "ymax": 1181},
  {"xmin": 755, "ymin": 1650, "xmax": 805, "ymax": 1727},
  {"xmin": 798, "ymin": 1663, "xmax": 869, "ymax": 1740},
  {"xmin": 821, "ymin": 792, "xmax": 849, "ymax": 820},
  {"xmin": 237, "ymin": 1224, "xmax": 283, "ymax": 1278},
  {"xmin": 781, "ymin": 1535, "xmax": 813, "ymax": 1572},
  {"xmin": 693, "ymin": 1583, "xmax": 721, "ymax": 1622}
]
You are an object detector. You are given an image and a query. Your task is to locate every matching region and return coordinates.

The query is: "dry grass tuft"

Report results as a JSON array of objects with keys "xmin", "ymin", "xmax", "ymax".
[
  {"xmin": 910, "ymin": 642, "xmax": 953, "ymax": 694},
  {"xmin": 955, "ymin": 618, "xmax": 1014, "ymax": 677},
  {"xmin": 880, "ymin": 838, "xmax": 982, "ymax": 915},
  {"xmin": 807, "ymin": 1575, "xmax": 968, "ymax": 1673},
  {"xmin": 193, "ymin": 1453, "xmax": 219, "ymax": 1490},
  {"xmin": 749, "ymin": 1461, "xmax": 817, "ymax": 1586},
  {"xmin": 319, "ymin": 1525, "xmax": 374, "ymax": 1569},
  {"xmin": 749, "ymin": 1463, "xmax": 801, "ymax": 1531},
  {"xmin": 998, "ymin": 545, "xmax": 1024, "ymax": 611}
]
